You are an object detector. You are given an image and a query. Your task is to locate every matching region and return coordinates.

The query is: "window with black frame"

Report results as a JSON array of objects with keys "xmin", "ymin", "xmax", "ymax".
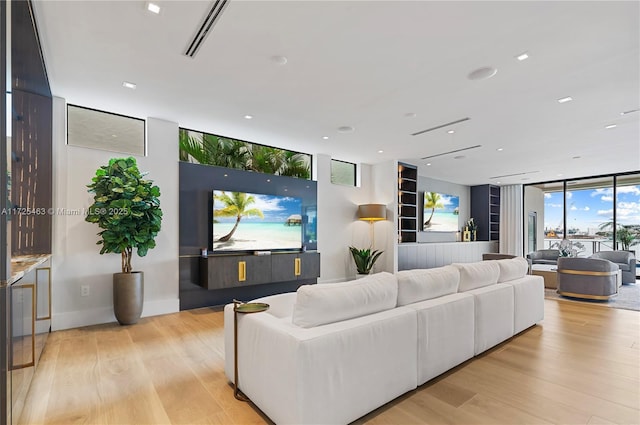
[
  {"xmin": 330, "ymin": 159, "xmax": 356, "ymax": 186},
  {"xmin": 178, "ymin": 128, "xmax": 311, "ymax": 180}
]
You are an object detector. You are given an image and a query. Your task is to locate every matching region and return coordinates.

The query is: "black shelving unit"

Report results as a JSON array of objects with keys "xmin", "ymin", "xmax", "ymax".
[
  {"xmin": 471, "ymin": 184, "xmax": 500, "ymax": 241},
  {"xmin": 398, "ymin": 162, "xmax": 418, "ymax": 243}
]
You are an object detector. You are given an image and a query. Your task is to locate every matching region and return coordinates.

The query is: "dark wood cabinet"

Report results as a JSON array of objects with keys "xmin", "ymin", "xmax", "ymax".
[
  {"xmin": 200, "ymin": 252, "xmax": 320, "ymax": 290},
  {"xmin": 398, "ymin": 162, "xmax": 418, "ymax": 243},
  {"xmin": 271, "ymin": 252, "xmax": 320, "ymax": 282},
  {"xmin": 470, "ymin": 185, "xmax": 500, "ymax": 241}
]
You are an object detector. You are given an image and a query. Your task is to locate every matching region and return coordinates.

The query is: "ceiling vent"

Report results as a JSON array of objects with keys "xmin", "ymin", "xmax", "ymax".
[
  {"xmin": 489, "ymin": 171, "xmax": 540, "ymax": 179},
  {"xmin": 184, "ymin": 0, "xmax": 230, "ymax": 58},
  {"xmin": 411, "ymin": 117, "xmax": 470, "ymax": 136},
  {"xmin": 421, "ymin": 144, "xmax": 481, "ymax": 160}
]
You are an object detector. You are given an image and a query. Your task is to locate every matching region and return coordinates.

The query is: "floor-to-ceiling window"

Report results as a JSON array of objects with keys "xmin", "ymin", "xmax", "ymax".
[
  {"xmin": 524, "ymin": 172, "xmax": 640, "ymax": 263},
  {"xmin": 564, "ymin": 176, "xmax": 614, "ymax": 256},
  {"xmin": 615, "ymin": 173, "xmax": 640, "ymax": 253}
]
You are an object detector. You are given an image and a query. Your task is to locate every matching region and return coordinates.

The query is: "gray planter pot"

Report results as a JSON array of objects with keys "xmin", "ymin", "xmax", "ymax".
[{"xmin": 113, "ymin": 271, "xmax": 144, "ymax": 325}]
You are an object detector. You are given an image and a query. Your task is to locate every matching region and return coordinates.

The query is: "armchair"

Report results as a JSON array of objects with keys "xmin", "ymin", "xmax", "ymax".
[
  {"xmin": 589, "ymin": 251, "xmax": 636, "ymax": 284},
  {"xmin": 557, "ymin": 257, "xmax": 620, "ymax": 300},
  {"xmin": 527, "ymin": 249, "xmax": 559, "ymax": 265}
]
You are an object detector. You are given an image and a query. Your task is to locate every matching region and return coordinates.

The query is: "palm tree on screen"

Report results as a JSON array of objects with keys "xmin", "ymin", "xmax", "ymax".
[
  {"xmin": 424, "ymin": 192, "xmax": 444, "ymax": 227},
  {"xmin": 214, "ymin": 192, "xmax": 264, "ymax": 242}
]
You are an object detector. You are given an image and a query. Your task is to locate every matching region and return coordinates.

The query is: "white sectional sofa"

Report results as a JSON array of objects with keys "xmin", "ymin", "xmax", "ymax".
[{"xmin": 224, "ymin": 257, "xmax": 544, "ymax": 425}]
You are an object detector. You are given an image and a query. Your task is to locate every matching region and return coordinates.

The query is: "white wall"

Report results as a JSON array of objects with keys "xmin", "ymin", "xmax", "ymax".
[
  {"xmin": 316, "ymin": 154, "xmax": 396, "ymax": 282},
  {"xmin": 371, "ymin": 160, "xmax": 397, "ymax": 273},
  {"xmin": 51, "ymin": 97, "xmax": 179, "ymax": 330}
]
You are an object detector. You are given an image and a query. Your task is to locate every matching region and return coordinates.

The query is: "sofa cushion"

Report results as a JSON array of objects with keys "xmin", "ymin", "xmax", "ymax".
[
  {"xmin": 292, "ymin": 272, "xmax": 398, "ymax": 328},
  {"xmin": 396, "ymin": 266, "xmax": 460, "ymax": 306},
  {"xmin": 454, "ymin": 261, "xmax": 500, "ymax": 292},
  {"xmin": 496, "ymin": 257, "xmax": 529, "ymax": 283}
]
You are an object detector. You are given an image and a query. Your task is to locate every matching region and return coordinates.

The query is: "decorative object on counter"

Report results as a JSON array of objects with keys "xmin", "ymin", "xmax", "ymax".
[
  {"xmin": 466, "ymin": 218, "xmax": 478, "ymax": 241},
  {"xmin": 85, "ymin": 157, "xmax": 162, "ymax": 325},
  {"xmin": 349, "ymin": 246, "xmax": 383, "ymax": 276}
]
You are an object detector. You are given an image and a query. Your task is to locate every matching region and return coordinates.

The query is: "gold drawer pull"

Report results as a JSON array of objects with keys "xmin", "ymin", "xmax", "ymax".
[
  {"xmin": 294, "ymin": 258, "xmax": 301, "ymax": 276},
  {"xmin": 238, "ymin": 261, "xmax": 246, "ymax": 282}
]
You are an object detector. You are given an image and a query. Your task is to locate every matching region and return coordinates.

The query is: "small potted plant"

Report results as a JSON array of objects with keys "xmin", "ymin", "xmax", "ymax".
[
  {"xmin": 85, "ymin": 157, "xmax": 162, "ymax": 325},
  {"xmin": 349, "ymin": 246, "xmax": 383, "ymax": 276}
]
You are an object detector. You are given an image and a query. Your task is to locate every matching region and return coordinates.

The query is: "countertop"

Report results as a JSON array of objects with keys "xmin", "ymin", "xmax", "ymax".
[{"xmin": 9, "ymin": 254, "xmax": 52, "ymax": 285}]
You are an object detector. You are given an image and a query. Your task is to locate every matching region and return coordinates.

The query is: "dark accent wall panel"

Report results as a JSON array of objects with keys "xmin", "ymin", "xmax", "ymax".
[
  {"xmin": 179, "ymin": 161, "xmax": 318, "ymax": 310},
  {"xmin": 11, "ymin": 90, "xmax": 52, "ymax": 255},
  {"xmin": 11, "ymin": 0, "xmax": 51, "ymax": 97}
]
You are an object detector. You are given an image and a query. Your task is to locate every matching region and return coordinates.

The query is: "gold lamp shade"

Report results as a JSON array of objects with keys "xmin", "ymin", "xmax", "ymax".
[{"xmin": 358, "ymin": 204, "xmax": 386, "ymax": 221}]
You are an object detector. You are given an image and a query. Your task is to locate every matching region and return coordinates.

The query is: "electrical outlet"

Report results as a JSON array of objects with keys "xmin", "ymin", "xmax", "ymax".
[{"xmin": 81, "ymin": 285, "xmax": 90, "ymax": 297}]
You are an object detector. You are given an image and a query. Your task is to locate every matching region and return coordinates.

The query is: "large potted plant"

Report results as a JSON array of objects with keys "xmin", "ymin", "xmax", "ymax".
[
  {"xmin": 349, "ymin": 246, "xmax": 383, "ymax": 276},
  {"xmin": 85, "ymin": 157, "xmax": 162, "ymax": 325}
]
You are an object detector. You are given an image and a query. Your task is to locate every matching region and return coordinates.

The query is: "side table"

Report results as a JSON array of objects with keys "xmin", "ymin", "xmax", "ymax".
[{"xmin": 233, "ymin": 300, "xmax": 269, "ymax": 401}]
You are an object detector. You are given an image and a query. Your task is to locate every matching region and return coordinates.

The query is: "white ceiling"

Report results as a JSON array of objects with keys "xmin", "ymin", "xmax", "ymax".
[{"xmin": 32, "ymin": 0, "xmax": 640, "ymax": 186}]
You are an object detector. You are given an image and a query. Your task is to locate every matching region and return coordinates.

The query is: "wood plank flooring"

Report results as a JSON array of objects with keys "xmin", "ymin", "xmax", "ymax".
[{"xmin": 20, "ymin": 299, "xmax": 640, "ymax": 425}]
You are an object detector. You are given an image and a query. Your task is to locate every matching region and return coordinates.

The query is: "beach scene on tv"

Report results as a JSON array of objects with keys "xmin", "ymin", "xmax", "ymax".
[
  {"xmin": 213, "ymin": 190, "xmax": 303, "ymax": 251},
  {"xmin": 423, "ymin": 191, "xmax": 459, "ymax": 232}
]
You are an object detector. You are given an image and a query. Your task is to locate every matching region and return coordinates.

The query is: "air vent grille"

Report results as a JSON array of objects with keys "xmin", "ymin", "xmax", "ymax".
[
  {"xmin": 411, "ymin": 117, "xmax": 470, "ymax": 136},
  {"xmin": 184, "ymin": 0, "xmax": 230, "ymax": 58},
  {"xmin": 489, "ymin": 171, "xmax": 540, "ymax": 179},
  {"xmin": 421, "ymin": 144, "xmax": 481, "ymax": 160}
]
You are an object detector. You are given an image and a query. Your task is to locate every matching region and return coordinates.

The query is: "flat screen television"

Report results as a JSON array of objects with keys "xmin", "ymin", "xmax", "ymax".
[
  {"xmin": 212, "ymin": 190, "xmax": 303, "ymax": 252},
  {"xmin": 423, "ymin": 191, "xmax": 459, "ymax": 232}
]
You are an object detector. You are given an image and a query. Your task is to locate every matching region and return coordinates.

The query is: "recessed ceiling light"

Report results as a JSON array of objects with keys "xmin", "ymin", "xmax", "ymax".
[
  {"xmin": 496, "ymin": 148, "xmax": 503, "ymax": 152},
  {"xmin": 244, "ymin": 115, "xmax": 253, "ymax": 120},
  {"xmin": 111, "ymin": 134, "xmax": 118, "ymax": 138},
  {"xmin": 557, "ymin": 173, "xmax": 563, "ymax": 177},
  {"xmin": 605, "ymin": 124, "xmax": 617, "ymax": 129},
  {"xmin": 147, "ymin": 2, "xmax": 161, "ymax": 14},
  {"xmin": 337, "ymin": 126, "xmax": 354, "ymax": 133},
  {"xmin": 404, "ymin": 112, "xmax": 416, "ymax": 118},
  {"xmin": 516, "ymin": 52, "xmax": 529, "ymax": 61},
  {"xmin": 467, "ymin": 66, "xmax": 498, "ymax": 81},
  {"xmin": 426, "ymin": 163, "xmax": 432, "ymax": 166},
  {"xmin": 322, "ymin": 136, "xmax": 329, "ymax": 140},
  {"xmin": 271, "ymin": 55, "xmax": 288, "ymax": 65},
  {"xmin": 378, "ymin": 150, "xmax": 384, "ymax": 154},
  {"xmin": 572, "ymin": 155, "xmax": 581, "ymax": 159},
  {"xmin": 447, "ymin": 130, "xmax": 455, "ymax": 134},
  {"xmin": 496, "ymin": 181, "xmax": 501, "ymax": 184},
  {"xmin": 621, "ymin": 108, "xmax": 639, "ymax": 115},
  {"xmin": 557, "ymin": 96, "xmax": 573, "ymax": 103},
  {"xmin": 453, "ymin": 155, "xmax": 465, "ymax": 160},
  {"xmin": 267, "ymin": 179, "xmax": 271, "ymax": 182},
  {"xmin": 122, "ymin": 81, "xmax": 136, "ymax": 89},
  {"xmin": 223, "ymin": 174, "xmax": 228, "ymax": 177}
]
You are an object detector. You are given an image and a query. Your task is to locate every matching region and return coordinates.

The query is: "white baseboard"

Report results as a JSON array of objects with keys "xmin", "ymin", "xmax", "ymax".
[{"xmin": 52, "ymin": 298, "xmax": 180, "ymax": 331}]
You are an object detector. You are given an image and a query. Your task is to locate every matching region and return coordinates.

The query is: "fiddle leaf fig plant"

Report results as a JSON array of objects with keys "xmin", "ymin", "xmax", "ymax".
[
  {"xmin": 349, "ymin": 246, "xmax": 383, "ymax": 275},
  {"xmin": 85, "ymin": 157, "xmax": 162, "ymax": 273}
]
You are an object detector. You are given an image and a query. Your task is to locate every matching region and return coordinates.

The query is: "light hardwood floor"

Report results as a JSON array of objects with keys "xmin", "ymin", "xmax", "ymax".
[{"xmin": 20, "ymin": 299, "xmax": 640, "ymax": 425}]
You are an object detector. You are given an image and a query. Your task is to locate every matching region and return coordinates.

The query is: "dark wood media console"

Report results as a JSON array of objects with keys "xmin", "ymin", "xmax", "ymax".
[{"xmin": 199, "ymin": 252, "xmax": 320, "ymax": 290}]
